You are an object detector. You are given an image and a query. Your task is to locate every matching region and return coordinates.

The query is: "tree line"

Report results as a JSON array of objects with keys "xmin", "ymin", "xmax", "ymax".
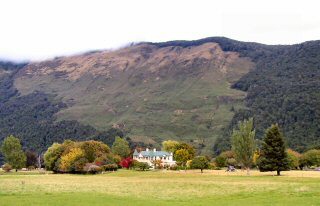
[
  {"xmin": 214, "ymin": 118, "xmax": 320, "ymax": 175},
  {"xmin": 2, "ymin": 119, "xmax": 320, "ymax": 175}
]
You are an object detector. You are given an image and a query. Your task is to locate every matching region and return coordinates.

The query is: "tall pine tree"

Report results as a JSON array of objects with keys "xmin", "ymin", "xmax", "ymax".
[{"xmin": 258, "ymin": 124, "xmax": 289, "ymax": 176}]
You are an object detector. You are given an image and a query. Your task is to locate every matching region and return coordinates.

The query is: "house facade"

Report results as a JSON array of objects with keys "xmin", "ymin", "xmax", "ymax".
[{"xmin": 133, "ymin": 148, "xmax": 176, "ymax": 168}]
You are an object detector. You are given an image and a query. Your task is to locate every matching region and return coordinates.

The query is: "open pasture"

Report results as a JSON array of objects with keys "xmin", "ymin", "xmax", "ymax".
[{"xmin": 0, "ymin": 170, "xmax": 320, "ymax": 205}]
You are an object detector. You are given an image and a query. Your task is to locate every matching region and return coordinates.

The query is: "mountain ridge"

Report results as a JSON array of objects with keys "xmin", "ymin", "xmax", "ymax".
[{"xmin": 1, "ymin": 36, "xmax": 320, "ymax": 156}]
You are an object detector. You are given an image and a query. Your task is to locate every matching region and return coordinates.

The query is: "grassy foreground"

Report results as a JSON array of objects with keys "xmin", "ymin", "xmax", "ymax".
[{"xmin": 0, "ymin": 169, "xmax": 320, "ymax": 206}]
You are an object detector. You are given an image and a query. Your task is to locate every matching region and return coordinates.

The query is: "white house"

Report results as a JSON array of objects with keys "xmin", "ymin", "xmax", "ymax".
[{"xmin": 133, "ymin": 148, "xmax": 176, "ymax": 168}]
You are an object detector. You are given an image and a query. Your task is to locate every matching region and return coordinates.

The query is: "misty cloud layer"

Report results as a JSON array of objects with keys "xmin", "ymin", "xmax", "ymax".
[{"xmin": 0, "ymin": 0, "xmax": 319, "ymax": 61}]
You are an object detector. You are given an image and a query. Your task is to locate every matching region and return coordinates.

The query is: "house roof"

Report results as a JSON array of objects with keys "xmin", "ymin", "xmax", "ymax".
[
  {"xmin": 140, "ymin": 151, "xmax": 170, "ymax": 157},
  {"xmin": 133, "ymin": 149, "xmax": 139, "ymax": 156}
]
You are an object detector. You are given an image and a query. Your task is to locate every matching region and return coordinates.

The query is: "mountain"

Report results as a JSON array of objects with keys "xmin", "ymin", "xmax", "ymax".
[{"xmin": 0, "ymin": 37, "xmax": 320, "ymax": 157}]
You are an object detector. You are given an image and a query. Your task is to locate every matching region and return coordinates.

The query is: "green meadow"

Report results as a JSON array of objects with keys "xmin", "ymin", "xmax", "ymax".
[{"xmin": 1, "ymin": 170, "xmax": 320, "ymax": 206}]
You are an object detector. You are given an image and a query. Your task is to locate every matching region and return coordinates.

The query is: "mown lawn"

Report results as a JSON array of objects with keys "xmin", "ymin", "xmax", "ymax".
[{"xmin": 0, "ymin": 169, "xmax": 320, "ymax": 205}]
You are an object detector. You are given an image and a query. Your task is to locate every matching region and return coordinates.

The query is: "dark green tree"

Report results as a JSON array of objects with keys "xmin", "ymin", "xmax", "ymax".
[
  {"xmin": 258, "ymin": 124, "xmax": 290, "ymax": 176},
  {"xmin": 0, "ymin": 135, "xmax": 26, "ymax": 171},
  {"xmin": 26, "ymin": 150, "xmax": 38, "ymax": 168},
  {"xmin": 191, "ymin": 156, "xmax": 209, "ymax": 173}
]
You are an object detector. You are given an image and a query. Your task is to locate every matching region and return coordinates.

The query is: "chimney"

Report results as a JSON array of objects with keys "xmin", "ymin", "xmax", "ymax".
[{"xmin": 153, "ymin": 148, "xmax": 156, "ymax": 152}]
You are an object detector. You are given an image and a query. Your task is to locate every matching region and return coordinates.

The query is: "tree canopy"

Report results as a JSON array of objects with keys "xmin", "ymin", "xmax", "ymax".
[
  {"xmin": 162, "ymin": 140, "xmax": 180, "ymax": 153},
  {"xmin": 174, "ymin": 142, "xmax": 195, "ymax": 167},
  {"xmin": 111, "ymin": 137, "xmax": 131, "ymax": 158},
  {"xmin": 190, "ymin": 156, "xmax": 209, "ymax": 173},
  {"xmin": 0, "ymin": 135, "xmax": 26, "ymax": 170},
  {"xmin": 44, "ymin": 140, "xmax": 118, "ymax": 173},
  {"xmin": 231, "ymin": 118, "xmax": 256, "ymax": 174},
  {"xmin": 258, "ymin": 124, "xmax": 290, "ymax": 175}
]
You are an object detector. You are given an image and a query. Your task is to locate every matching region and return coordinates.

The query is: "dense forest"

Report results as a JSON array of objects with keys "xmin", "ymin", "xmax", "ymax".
[{"xmin": 151, "ymin": 37, "xmax": 320, "ymax": 153}]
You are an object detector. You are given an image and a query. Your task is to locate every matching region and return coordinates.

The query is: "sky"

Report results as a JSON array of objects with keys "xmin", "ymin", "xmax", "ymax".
[{"xmin": 0, "ymin": 0, "xmax": 320, "ymax": 61}]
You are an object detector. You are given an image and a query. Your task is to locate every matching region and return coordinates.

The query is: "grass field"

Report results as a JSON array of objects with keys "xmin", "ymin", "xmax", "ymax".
[{"xmin": 1, "ymin": 169, "xmax": 320, "ymax": 206}]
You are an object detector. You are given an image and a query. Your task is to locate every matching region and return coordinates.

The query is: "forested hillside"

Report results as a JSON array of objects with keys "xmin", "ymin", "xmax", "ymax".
[
  {"xmin": 0, "ymin": 61, "xmax": 125, "ymax": 163},
  {"xmin": 156, "ymin": 38, "xmax": 320, "ymax": 153},
  {"xmin": 0, "ymin": 37, "xmax": 319, "ymax": 158}
]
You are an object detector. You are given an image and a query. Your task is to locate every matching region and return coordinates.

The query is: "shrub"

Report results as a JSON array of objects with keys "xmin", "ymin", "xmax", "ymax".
[
  {"xmin": 190, "ymin": 156, "xmax": 209, "ymax": 173},
  {"xmin": 215, "ymin": 155, "xmax": 227, "ymax": 168},
  {"xmin": 186, "ymin": 160, "xmax": 192, "ymax": 169},
  {"xmin": 300, "ymin": 149, "xmax": 320, "ymax": 168},
  {"xmin": 220, "ymin": 151, "xmax": 235, "ymax": 159},
  {"xmin": 74, "ymin": 158, "xmax": 89, "ymax": 172},
  {"xmin": 84, "ymin": 163, "xmax": 102, "ymax": 174},
  {"xmin": 2, "ymin": 163, "xmax": 12, "ymax": 172},
  {"xmin": 227, "ymin": 158, "xmax": 237, "ymax": 166},
  {"xmin": 119, "ymin": 157, "xmax": 133, "ymax": 169},
  {"xmin": 287, "ymin": 149, "xmax": 301, "ymax": 170},
  {"xmin": 103, "ymin": 164, "xmax": 118, "ymax": 171},
  {"xmin": 28, "ymin": 166, "xmax": 35, "ymax": 170},
  {"xmin": 134, "ymin": 162, "xmax": 151, "ymax": 171},
  {"xmin": 252, "ymin": 151, "xmax": 260, "ymax": 167},
  {"xmin": 59, "ymin": 148, "xmax": 85, "ymax": 172},
  {"xmin": 169, "ymin": 164, "xmax": 178, "ymax": 170},
  {"xmin": 108, "ymin": 154, "xmax": 121, "ymax": 165},
  {"xmin": 44, "ymin": 140, "xmax": 113, "ymax": 174},
  {"xmin": 152, "ymin": 159, "xmax": 163, "ymax": 169},
  {"xmin": 131, "ymin": 160, "xmax": 139, "ymax": 168},
  {"xmin": 208, "ymin": 162, "xmax": 218, "ymax": 170}
]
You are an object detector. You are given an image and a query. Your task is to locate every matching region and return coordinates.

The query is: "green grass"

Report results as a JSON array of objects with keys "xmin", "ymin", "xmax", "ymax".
[{"xmin": 1, "ymin": 170, "xmax": 320, "ymax": 205}]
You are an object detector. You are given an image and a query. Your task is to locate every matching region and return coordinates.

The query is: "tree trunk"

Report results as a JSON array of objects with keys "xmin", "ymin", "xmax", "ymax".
[
  {"xmin": 201, "ymin": 169, "xmax": 203, "ymax": 173},
  {"xmin": 246, "ymin": 167, "xmax": 250, "ymax": 176},
  {"xmin": 277, "ymin": 170, "xmax": 280, "ymax": 176}
]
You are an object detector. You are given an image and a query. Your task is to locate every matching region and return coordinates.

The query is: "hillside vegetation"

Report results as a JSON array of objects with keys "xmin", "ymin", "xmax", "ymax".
[
  {"xmin": 0, "ymin": 62, "xmax": 124, "ymax": 159},
  {"xmin": 0, "ymin": 37, "xmax": 320, "ymax": 155},
  {"xmin": 12, "ymin": 42, "xmax": 253, "ymax": 154}
]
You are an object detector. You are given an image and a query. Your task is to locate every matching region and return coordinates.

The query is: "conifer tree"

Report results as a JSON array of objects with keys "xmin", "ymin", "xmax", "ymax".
[{"xmin": 258, "ymin": 124, "xmax": 290, "ymax": 176}]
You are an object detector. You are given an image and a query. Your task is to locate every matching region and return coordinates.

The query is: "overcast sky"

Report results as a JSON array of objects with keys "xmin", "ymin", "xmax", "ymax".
[{"xmin": 1, "ymin": 0, "xmax": 320, "ymax": 61}]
